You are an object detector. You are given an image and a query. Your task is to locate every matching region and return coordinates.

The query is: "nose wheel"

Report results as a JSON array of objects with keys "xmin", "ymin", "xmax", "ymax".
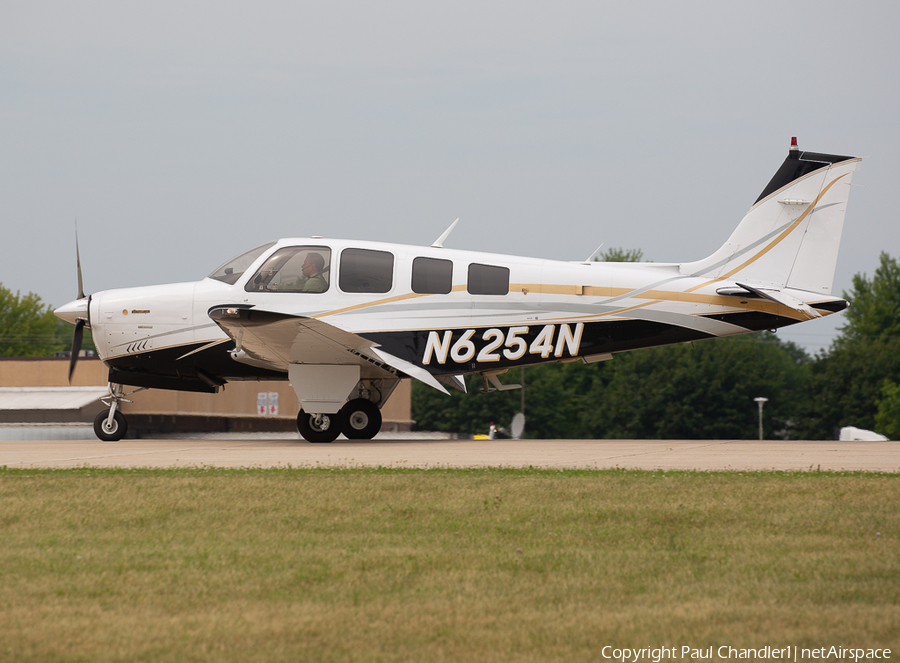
[
  {"xmin": 91, "ymin": 383, "xmax": 142, "ymax": 442},
  {"xmin": 93, "ymin": 409, "xmax": 127, "ymax": 442}
]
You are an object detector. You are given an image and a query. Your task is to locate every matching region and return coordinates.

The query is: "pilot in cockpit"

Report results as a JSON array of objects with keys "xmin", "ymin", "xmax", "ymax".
[{"xmin": 298, "ymin": 252, "xmax": 327, "ymax": 292}]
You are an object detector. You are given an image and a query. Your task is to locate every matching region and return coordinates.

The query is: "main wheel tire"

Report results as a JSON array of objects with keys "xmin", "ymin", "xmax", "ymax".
[
  {"xmin": 340, "ymin": 399, "xmax": 382, "ymax": 440},
  {"xmin": 93, "ymin": 409, "xmax": 127, "ymax": 442},
  {"xmin": 296, "ymin": 409, "xmax": 342, "ymax": 443}
]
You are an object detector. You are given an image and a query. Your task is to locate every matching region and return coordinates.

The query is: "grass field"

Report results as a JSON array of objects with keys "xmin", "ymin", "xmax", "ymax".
[{"xmin": 1, "ymin": 467, "xmax": 898, "ymax": 662}]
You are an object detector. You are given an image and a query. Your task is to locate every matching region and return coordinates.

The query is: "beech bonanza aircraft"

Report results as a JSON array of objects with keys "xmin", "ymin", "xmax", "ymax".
[{"xmin": 56, "ymin": 138, "xmax": 861, "ymax": 442}]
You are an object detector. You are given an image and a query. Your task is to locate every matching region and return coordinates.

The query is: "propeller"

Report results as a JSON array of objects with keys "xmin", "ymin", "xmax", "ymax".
[
  {"xmin": 66, "ymin": 223, "xmax": 90, "ymax": 383},
  {"xmin": 69, "ymin": 319, "xmax": 85, "ymax": 383},
  {"xmin": 76, "ymin": 221, "xmax": 85, "ymax": 300}
]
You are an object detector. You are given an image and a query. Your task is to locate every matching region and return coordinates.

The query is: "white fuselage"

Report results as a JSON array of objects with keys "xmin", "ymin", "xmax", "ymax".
[{"xmin": 71, "ymin": 237, "xmax": 841, "ymax": 385}]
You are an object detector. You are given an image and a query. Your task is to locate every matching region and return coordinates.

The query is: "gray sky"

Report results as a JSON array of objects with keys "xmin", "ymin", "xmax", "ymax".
[{"xmin": 2, "ymin": 1, "xmax": 898, "ymax": 353}]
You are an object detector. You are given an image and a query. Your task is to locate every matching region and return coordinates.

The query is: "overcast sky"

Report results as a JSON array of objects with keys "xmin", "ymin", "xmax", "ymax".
[{"xmin": 2, "ymin": 1, "xmax": 898, "ymax": 352}]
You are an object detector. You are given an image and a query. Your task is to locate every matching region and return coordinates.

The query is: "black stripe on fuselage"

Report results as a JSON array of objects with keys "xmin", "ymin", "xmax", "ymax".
[
  {"xmin": 362, "ymin": 319, "xmax": 715, "ymax": 376},
  {"xmin": 105, "ymin": 340, "xmax": 287, "ymax": 391},
  {"xmin": 365, "ymin": 310, "xmax": 802, "ymax": 375},
  {"xmin": 811, "ymin": 300, "xmax": 848, "ymax": 313},
  {"xmin": 701, "ymin": 311, "xmax": 799, "ymax": 331}
]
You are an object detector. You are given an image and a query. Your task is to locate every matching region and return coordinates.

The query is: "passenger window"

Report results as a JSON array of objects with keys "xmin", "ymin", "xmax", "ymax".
[
  {"xmin": 412, "ymin": 257, "xmax": 453, "ymax": 294},
  {"xmin": 340, "ymin": 248, "xmax": 394, "ymax": 293},
  {"xmin": 467, "ymin": 263, "xmax": 509, "ymax": 295},
  {"xmin": 244, "ymin": 246, "xmax": 331, "ymax": 293}
]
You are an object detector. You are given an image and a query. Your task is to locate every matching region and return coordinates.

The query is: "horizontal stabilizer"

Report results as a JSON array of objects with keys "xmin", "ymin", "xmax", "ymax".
[{"xmin": 735, "ymin": 282, "xmax": 821, "ymax": 319}]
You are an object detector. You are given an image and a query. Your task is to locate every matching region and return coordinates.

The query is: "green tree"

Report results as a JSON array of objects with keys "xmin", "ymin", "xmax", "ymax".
[
  {"xmin": 875, "ymin": 379, "xmax": 900, "ymax": 440},
  {"xmin": 799, "ymin": 337, "xmax": 900, "ymax": 438},
  {"xmin": 798, "ymin": 253, "xmax": 900, "ymax": 438},
  {"xmin": 0, "ymin": 285, "xmax": 64, "ymax": 357},
  {"xmin": 0, "ymin": 283, "xmax": 94, "ymax": 358},
  {"xmin": 839, "ymin": 252, "xmax": 900, "ymax": 343},
  {"xmin": 596, "ymin": 247, "xmax": 644, "ymax": 263},
  {"xmin": 412, "ymin": 374, "xmax": 522, "ymax": 437},
  {"xmin": 412, "ymin": 361, "xmax": 604, "ymax": 439},
  {"xmin": 582, "ymin": 334, "xmax": 808, "ymax": 439}
]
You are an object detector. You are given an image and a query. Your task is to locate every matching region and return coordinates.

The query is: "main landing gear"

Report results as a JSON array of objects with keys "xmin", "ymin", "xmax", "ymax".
[
  {"xmin": 92, "ymin": 383, "xmax": 143, "ymax": 442},
  {"xmin": 296, "ymin": 399, "xmax": 383, "ymax": 443}
]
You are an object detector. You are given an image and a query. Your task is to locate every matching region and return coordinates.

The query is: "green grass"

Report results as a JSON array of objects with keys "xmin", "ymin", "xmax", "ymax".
[{"xmin": 1, "ymin": 467, "xmax": 898, "ymax": 662}]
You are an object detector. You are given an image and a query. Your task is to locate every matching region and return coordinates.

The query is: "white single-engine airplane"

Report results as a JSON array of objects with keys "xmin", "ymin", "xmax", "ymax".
[{"xmin": 56, "ymin": 139, "xmax": 860, "ymax": 442}]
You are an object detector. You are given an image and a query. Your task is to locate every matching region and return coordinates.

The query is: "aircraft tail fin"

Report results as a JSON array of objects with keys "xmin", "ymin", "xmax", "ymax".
[{"xmin": 680, "ymin": 139, "xmax": 861, "ymax": 295}]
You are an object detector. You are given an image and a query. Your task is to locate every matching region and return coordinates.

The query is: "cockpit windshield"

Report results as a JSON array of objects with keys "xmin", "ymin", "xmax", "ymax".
[{"xmin": 208, "ymin": 242, "xmax": 277, "ymax": 285}]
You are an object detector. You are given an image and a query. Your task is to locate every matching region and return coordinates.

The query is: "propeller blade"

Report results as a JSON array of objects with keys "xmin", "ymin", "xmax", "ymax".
[
  {"xmin": 68, "ymin": 319, "xmax": 84, "ymax": 383},
  {"xmin": 75, "ymin": 221, "xmax": 85, "ymax": 300}
]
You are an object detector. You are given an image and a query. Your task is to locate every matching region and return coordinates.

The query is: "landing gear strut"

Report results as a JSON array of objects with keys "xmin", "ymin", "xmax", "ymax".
[{"xmin": 92, "ymin": 383, "xmax": 142, "ymax": 442}]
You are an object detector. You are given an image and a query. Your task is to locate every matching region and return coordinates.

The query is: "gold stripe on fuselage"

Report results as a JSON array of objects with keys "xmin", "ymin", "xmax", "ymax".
[{"xmin": 310, "ymin": 276, "xmax": 817, "ymax": 332}]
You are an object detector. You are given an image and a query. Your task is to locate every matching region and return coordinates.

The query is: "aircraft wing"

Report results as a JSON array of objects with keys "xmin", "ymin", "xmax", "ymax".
[{"xmin": 207, "ymin": 305, "xmax": 449, "ymax": 393}]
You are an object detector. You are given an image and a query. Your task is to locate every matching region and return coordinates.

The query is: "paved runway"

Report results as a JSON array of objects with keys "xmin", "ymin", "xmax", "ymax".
[{"xmin": 1, "ymin": 436, "xmax": 898, "ymax": 471}]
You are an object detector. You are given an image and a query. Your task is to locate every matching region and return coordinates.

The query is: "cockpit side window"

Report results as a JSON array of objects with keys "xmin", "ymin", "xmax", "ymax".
[
  {"xmin": 244, "ymin": 246, "xmax": 332, "ymax": 293},
  {"xmin": 208, "ymin": 242, "xmax": 277, "ymax": 285}
]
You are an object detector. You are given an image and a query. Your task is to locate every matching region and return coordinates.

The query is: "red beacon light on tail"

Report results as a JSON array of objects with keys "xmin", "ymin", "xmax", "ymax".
[{"xmin": 790, "ymin": 136, "xmax": 799, "ymax": 151}]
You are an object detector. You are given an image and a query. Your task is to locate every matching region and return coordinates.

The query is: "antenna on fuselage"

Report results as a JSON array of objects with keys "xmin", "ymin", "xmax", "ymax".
[
  {"xmin": 431, "ymin": 218, "xmax": 459, "ymax": 248},
  {"xmin": 582, "ymin": 242, "xmax": 604, "ymax": 264}
]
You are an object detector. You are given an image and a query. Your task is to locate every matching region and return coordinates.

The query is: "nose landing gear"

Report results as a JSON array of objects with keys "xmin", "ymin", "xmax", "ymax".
[
  {"xmin": 92, "ymin": 383, "xmax": 144, "ymax": 442},
  {"xmin": 93, "ymin": 408, "xmax": 127, "ymax": 442}
]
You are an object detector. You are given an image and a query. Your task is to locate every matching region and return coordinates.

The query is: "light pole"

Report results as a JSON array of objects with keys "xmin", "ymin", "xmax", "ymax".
[{"xmin": 754, "ymin": 397, "xmax": 768, "ymax": 440}]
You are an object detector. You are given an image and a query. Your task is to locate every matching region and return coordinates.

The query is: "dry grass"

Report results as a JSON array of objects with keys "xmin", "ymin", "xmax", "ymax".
[{"xmin": 0, "ymin": 467, "xmax": 898, "ymax": 662}]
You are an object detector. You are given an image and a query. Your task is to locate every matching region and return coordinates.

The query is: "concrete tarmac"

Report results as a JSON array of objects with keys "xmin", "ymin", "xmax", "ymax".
[{"xmin": 1, "ymin": 436, "xmax": 898, "ymax": 471}]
